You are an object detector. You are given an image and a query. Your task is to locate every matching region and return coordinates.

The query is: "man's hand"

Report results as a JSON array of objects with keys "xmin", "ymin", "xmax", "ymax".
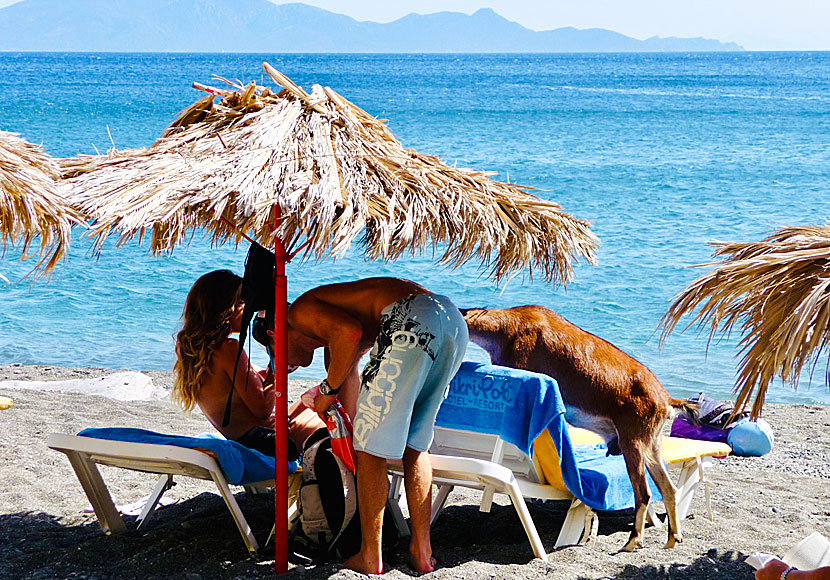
[
  {"xmin": 313, "ymin": 392, "xmax": 338, "ymax": 417},
  {"xmin": 757, "ymin": 560, "xmax": 793, "ymax": 580}
]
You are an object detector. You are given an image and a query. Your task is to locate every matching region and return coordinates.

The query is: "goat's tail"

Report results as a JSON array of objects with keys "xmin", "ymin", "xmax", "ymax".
[{"xmin": 670, "ymin": 398, "xmax": 700, "ymax": 425}]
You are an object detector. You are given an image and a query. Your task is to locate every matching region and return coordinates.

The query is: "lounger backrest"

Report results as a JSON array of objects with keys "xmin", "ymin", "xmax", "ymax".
[{"xmin": 430, "ymin": 426, "xmax": 542, "ymax": 483}]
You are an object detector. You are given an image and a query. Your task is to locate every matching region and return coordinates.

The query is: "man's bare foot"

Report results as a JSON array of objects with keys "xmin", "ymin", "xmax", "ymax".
[
  {"xmin": 344, "ymin": 552, "xmax": 383, "ymax": 575},
  {"xmin": 409, "ymin": 548, "xmax": 437, "ymax": 574}
]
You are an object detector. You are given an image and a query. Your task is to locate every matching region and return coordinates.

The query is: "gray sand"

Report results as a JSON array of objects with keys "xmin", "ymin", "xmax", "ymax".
[{"xmin": 1, "ymin": 363, "xmax": 828, "ymax": 580}]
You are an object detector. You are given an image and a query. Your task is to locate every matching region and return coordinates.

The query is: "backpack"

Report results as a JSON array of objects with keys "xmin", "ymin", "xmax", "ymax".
[{"xmin": 289, "ymin": 432, "xmax": 361, "ymax": 564}]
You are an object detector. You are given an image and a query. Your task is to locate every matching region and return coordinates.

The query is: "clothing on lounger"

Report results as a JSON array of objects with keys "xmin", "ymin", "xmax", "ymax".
[
  {"xmin": 235, "ymin": 426, "xmax": 299, "ymax": 461},
  {"xmin": 352, "ymin": 293, "xmax": 469, "ymax": 459}
]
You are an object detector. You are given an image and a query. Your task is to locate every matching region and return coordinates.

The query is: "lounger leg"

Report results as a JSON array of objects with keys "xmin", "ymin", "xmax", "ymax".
[
  {"xmin": 65, "ymin": 450, "xmax": 126, "ymax": 534},
  {"xmin": 556, "ymin": 498, "xmax": 595, "ymax": 548},
  {"xmin": 674, "ymin": 459, "xmax": 702, "ymax": 521},
  {"xmin": 137, "ymin": 474, "xmax": 174, "ymax": 530},
  {"xmin": 646, "ymin": 502, "xmax": 665, "ymax": 529},
  {"xmin": 504, "ymin": 481, "xmax": 548, "ymax": 561},
  {"xmin": 267, "ymin": 473, "xmax": 304, "ymax": 549},
  {"xmin": 385, "ymin": 474, "xmax": 412, "ymax": 539},
  {"xmin": 480, "ymin": 438, "xmax": 506, "ymax": 513},
  {"xmin": 430, "ymin": 484, "xmax": 453, "ymax": 526},
  {"xmin": 701, "ymin": 459, "xmax": 714, "ymax": 520},
  {"xmin": 209, "ymin": 472, "xmax": 259, "ymax": 554}
]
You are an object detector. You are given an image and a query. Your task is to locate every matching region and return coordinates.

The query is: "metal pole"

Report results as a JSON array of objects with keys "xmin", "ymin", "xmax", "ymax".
[{"xmin": 273, "ymin": 208, "xmax": 289, "ymax": 574}]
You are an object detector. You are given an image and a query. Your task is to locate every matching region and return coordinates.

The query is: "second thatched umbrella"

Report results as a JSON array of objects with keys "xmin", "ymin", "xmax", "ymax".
[
  {"xmin": 0, "ymin": 130, "xmax": 81, "ymax": 277},
  {"xmin": 60, "ymin": 62, "xmax": 599, "ymax": 570},
  {"xmin": 661, "ymin": 224, "xmax": 830, "ymax": 419}
]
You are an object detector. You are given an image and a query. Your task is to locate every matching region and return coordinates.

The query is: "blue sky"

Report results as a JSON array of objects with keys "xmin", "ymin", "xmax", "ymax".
[{"xmin": 0, "ymin": 0, "xmax": 827, "ymax": 50}]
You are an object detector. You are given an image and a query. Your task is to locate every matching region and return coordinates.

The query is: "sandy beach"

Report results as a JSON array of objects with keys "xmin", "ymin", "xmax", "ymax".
[{"xmin": 1, "ymin": 363, "xmax": 828, "ymax": 580}]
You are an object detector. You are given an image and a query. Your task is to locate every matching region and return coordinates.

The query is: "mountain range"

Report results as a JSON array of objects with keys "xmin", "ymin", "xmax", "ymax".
[{"xmin": 0, "ymin": 0, "xmax": 744, "ymax": 53}]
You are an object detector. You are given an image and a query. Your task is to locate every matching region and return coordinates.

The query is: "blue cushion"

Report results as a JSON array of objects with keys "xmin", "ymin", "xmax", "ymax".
[{"xmin": 78, "ymin": 427, "xmax": 298, "ymax": 485}]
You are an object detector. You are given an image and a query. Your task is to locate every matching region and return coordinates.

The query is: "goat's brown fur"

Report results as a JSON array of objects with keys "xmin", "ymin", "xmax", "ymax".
[{"xmin": 462, "ymin": 305, "xmax": 697, "ymax": 551}]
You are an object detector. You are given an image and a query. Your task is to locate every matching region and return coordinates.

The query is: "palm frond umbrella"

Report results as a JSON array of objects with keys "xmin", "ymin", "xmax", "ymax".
[
  {"xmin": 62, "ymin": 64, "xmax": 597, "ymax": 284},
  {"xmin": 60, "ymin": 63, "xmax": 599, "ymax": 570},
  {"xmin": 0, "ymin": 130, "xmax": 81, "ymax": 277},
  {"xmin": 660, "ymin": 224, "xmax": 830, "ymax": 419}
]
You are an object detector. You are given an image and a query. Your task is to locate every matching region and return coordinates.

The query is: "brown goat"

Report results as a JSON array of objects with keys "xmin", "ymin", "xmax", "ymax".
[{"xmin": 462, "ymin": 305, "xmax": 697, "ymax": 551}]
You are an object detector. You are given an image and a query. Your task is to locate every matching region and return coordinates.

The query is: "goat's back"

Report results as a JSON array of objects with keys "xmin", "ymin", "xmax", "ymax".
[{"xmin": 463, "ymin": 305, "xmax": 673, "ymax": 420}]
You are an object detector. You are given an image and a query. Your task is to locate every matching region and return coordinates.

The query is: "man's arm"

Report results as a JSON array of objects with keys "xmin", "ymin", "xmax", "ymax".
[{"xmin": 289, "ymin": 295, "xmax": 364, "ymax": 393}]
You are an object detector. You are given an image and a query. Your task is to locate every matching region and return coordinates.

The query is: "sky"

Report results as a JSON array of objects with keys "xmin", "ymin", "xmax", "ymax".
[{"xmin": 0, "ymin": 0, "xmax": 827, "ymax": 51}]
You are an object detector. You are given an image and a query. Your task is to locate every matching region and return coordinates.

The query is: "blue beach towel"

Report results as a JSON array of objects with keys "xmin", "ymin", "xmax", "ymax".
[
  {"xmin": 78, "ymin": 427, "xmax": 298, "ymax": 486},
  {"xmin": 436, "ymin": 362, "xmax": 659, "ymax": 512}
]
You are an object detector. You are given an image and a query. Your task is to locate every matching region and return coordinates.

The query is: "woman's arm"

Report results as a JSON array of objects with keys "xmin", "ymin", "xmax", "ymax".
[{"xmin": 216, "ymin": 339, "xmax": 275, "ymax": 420}]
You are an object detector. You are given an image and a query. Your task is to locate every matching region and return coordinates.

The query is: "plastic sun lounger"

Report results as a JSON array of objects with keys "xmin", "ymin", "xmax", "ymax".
[
  {"xmin": 534, "ymin": 426, "xmax": 733, "ymax": 523},
  {"xmin": 387, "ymin": 426, "xmax": 585, "ymax": 562},
  {"xmin": 47, "ymin": 433, "xmax": 301, "ymax": 554},
  {"xmin": 386, "ymin": 363, "xmax": 733, "ymax": 561},
  {"xmin": 389, "ymin": 425, "xmax": 731, "ymax": 561}
]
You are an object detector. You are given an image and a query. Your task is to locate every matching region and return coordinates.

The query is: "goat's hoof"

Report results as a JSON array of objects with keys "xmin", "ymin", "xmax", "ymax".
[{"xmin": 620, "ymin": 538, "xmax": 642, "ymax": 552}]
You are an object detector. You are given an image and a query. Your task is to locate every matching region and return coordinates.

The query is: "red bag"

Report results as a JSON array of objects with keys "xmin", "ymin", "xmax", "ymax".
[
  {"xmin": 325, "ymin": 402, "xmax": 357, "ymax": 473},
  {"xmin": 300, "ymin": 385, "xmax": 357, "ymax": 473}
]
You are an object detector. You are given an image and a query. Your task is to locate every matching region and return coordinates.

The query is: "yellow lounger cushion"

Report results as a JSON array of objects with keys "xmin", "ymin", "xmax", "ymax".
[{"xmin": 532, "ymin": 426, "xmax": 731, "ymax": 492}]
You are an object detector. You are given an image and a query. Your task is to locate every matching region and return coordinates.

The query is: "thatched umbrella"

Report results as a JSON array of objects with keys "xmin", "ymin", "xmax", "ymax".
[
  {"xmin": 661, "ymin": 224, "xmax": 830, "ymax": 419},
  {"xmin": 62, "ymin": 64, "xmax": 597, "ymax": 284},
  {"xmin": 60, "ymin": 62, "xmax": 599, "ymax": 570},
  {"xmin": 0, "ymin": 130, "xmax": 81, "ymax": 277}
]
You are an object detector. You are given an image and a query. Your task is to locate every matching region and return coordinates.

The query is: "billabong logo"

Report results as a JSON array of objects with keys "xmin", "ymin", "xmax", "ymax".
[{"xmin": 354, "ymin": 331, "xmax": 420, "ymax": 449}]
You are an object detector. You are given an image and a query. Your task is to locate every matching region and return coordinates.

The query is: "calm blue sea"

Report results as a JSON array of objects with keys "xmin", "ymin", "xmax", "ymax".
[{"xmin": 1, "ymin": 52, "xmax": 829, "ymax": 406}]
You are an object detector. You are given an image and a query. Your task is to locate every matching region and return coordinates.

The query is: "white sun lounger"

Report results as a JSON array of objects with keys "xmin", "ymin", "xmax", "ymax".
[
  {"xmin": 47, "ymin": 433, "xmax": 300, "ymax": 554},
  {"xmin": 386, "ymin": 363, "xmax": 732, "ymax": 561},
  {"xmin": 387, "ymin": 427, "xmax": 591, "ymax": 563}
]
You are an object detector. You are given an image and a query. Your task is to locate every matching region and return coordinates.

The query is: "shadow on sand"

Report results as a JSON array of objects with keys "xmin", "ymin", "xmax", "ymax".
[{"xmin": 0, "ymin": 495, "xmax": 753, "ymax": 580}]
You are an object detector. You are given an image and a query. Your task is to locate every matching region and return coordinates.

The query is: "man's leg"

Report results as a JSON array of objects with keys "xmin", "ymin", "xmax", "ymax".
[
  {"xmin": 402, "ymin": 446, "xmax": 436, "ymax": 573},
  {"xmin": 344, "ymin": 450, "xmax": 388, "ymax": 575}
]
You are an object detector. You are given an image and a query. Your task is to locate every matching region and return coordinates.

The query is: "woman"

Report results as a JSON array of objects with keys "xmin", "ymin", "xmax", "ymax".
[{"xmin": 173, "ymin": 269, "xmax": 323, "ymax": 458}]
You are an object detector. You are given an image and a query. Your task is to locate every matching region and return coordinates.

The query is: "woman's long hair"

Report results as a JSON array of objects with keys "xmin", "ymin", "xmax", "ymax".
[{"xmin": 173, "ymin": 270, "xmax": 242, "ymax": 411}]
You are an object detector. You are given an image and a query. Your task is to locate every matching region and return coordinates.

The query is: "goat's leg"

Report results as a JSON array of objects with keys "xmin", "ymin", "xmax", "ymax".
[
  {"xmin": 646, "ymin": 438, "xmax": 682, "ymax": 549},
  {"xmin": 619, "ymin": 443, "xmax": 651, "ymax": 552}
]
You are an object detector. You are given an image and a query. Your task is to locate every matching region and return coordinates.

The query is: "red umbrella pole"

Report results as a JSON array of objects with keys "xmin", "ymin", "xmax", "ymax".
[{"xmin": 273, "ymin": 217, "xmax": 289, "ymax": 573}]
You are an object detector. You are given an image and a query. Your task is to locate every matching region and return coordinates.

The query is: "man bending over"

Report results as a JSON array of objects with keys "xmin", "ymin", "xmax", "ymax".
[{"xmin": 285, "ymin": 277, "xmax": 468, "ymax": 574}]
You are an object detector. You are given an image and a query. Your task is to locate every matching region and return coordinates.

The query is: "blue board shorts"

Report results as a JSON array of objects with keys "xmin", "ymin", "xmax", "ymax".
[{"xmin": 352, "ymin": 293, "xmax": 469, "ymax": 459}]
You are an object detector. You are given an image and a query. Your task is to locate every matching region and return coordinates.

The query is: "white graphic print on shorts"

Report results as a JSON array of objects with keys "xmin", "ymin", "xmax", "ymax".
[
  {"xmin": 352, "ymin": 329, "xmax": 423, "ymax": 449},
  {"xmin": 360, "ymin": 295, "xmax": 436, "ymax": 388}
]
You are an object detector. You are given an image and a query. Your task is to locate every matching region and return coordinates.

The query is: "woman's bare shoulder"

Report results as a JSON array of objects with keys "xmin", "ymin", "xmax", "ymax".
[{"xmin": 212, "ymin": 338, "xmax": 244, "ymax": 367}]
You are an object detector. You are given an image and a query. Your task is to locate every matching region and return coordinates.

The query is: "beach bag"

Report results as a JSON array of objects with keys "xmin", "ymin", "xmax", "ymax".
[
  {"xmin": 727, "ymin": 417, "xmax": 774, "ymax": 456},
  {"xmin": 671, "ymin": 392, "xmax": 748, "ymax": 443},
  {"xmin": 671, "ymin": 392, "xmax": 772, "ymax": 455},
  {"xmin": 289, "ymin": 432, "xmax": 361, "ymax": 564}
]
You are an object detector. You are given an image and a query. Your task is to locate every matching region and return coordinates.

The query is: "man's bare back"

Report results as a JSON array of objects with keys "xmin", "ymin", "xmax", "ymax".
[{"xmin": 290, "ymin": 277, "xmax": 429, "ymax": 343}]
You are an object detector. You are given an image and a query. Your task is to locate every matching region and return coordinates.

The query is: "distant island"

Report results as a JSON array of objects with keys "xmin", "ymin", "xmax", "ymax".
[{"xmin": 0, "ymin": 0, "xmax": 744, "ymax": 53}]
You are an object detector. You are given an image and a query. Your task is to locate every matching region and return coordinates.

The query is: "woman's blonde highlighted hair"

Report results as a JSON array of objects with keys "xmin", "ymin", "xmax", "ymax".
[{"xmin": 173, "ymin": 269, "xmax": 242, "ymax": 411}]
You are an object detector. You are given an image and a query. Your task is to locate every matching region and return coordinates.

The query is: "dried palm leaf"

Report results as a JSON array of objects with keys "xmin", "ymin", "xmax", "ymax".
[
  {"xmin": 61, "ymin": 63, "xmax": 598, "ymax": 285},
  {"xmin": 660, "ymin": 224, "xmax": 830, "ymax": 418},
  {"xmin": 0, "ymin": 131, "xmax": 82, "ymax": 276}
]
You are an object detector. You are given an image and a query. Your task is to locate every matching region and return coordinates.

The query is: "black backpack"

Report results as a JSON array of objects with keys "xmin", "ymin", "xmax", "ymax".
[
  {"xmin": 289, "ymin": 432, "xmax": 403, "ymax": 565},
  {"xmin": 289, "ymin": 433, "xmax": 362, "ymax": 564}
]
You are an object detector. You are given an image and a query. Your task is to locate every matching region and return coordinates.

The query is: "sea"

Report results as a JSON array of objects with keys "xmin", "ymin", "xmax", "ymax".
[{"xmin": 1, "ymin": 52, "xmax": 829, "ymax": 406}]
